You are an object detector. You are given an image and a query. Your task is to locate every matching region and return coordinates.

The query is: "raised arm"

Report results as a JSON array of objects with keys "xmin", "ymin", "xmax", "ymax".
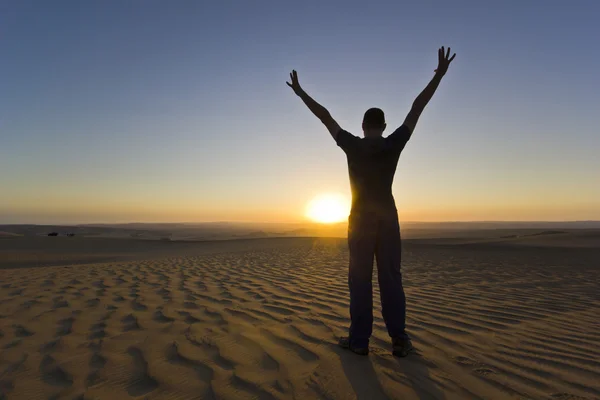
[
  {"xmin": 402, "ymin": 47, "xmax": 456, "ymax": 133},
  {"xmin": 287, "ymin": 70, "xmax": 342, "ymax": 140}
]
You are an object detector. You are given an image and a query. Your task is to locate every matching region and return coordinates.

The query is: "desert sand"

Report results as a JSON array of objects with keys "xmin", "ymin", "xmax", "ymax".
[{"xmin": 0, "ymin": 235, "xmax": 599, "ymax": 399}]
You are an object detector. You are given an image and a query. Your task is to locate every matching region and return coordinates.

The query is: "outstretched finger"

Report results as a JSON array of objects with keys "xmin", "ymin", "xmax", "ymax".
[
  {"xmin": 449, "ymin": 53, "xmax": 456, "ymax": 62},
  {"xmin": 446, "ymin": 47, "xmax": 451, "ymax": 59},
  {"xmin": 286, "ymin": 82, "xmax": 292, "ymax": 88}
]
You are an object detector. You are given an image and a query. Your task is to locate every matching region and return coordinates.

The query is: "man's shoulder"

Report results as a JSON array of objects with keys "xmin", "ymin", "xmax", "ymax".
[
  {"xmin": 384, "ymin": 125, "xmax": 412, "ymax": 152},
  {"xmin": 386, "ymin": 125, "xmax": 412, "ymax": 142},
  {"xmin": 337, "ymin": 129, "xmax": 359, "ymax": 141},
  {"xmin": 336, "ymin": 129, "xmax": 361, "ymax": 151}
]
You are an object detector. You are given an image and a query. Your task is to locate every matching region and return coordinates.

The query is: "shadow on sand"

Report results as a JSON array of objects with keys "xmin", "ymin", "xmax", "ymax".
[{"xmin": 336, "ymin": 346, "xmax": 446, "ymax": 400}]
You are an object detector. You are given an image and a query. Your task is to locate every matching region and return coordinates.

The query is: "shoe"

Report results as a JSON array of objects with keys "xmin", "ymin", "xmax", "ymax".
[
  {"xmin": 338, "ymin": 336, "xmax": 369, "ymax": 356},
  {"xmin": 392, "ymin": 337, "xmax": 414, "ymax": 357}
]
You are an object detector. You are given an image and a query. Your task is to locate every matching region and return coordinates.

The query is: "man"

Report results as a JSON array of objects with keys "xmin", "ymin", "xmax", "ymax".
[{"xmin": 286, "ymin": 47, "xmax": 456, "ymax": 357}]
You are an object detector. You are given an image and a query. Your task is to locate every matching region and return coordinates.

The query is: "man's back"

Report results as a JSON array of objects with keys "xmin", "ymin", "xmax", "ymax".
[{"xmin": 336, "ymin": 126, "xmax": 412, "ymax": 215}]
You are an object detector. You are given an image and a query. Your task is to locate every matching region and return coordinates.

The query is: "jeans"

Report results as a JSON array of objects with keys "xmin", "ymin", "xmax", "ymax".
[{"xmin": 347, "ymin": 210, "xmax": 409, "ymax": 348}]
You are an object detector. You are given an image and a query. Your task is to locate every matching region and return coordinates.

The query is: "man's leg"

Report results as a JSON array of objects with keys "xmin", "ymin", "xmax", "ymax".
[
  {"xmin": 347, "ymin": 212, "xmax": 377, "ymax": 349},
  {"xmin": 375, "ymin": 216, "xmax": 409, "ymax": 340}
]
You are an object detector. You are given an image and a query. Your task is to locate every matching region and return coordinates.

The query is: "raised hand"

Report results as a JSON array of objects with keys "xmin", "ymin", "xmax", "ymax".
[
  {"xmin": 434, "ymin": 46, "xmax": 456, "ymax": 76},
  {"xmin": 286, "ymin": 70, "xmax": 303, "ymax": 96}
]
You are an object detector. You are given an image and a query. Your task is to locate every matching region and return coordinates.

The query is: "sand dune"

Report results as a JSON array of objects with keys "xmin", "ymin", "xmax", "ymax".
[{"xmin": 0, "ymin": 237, "xmax": 599, "ymax": 399}]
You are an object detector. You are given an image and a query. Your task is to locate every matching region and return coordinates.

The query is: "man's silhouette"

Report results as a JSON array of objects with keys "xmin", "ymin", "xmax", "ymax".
[{"xmin": 287, "ymin": 47, "xmax": 456, "ymax": 356}]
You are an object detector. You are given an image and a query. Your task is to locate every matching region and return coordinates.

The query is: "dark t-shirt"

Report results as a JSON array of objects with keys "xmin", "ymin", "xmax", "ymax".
[{"xmin": 336, "ymin": 125, "xmax": 411, "ymax": 216}]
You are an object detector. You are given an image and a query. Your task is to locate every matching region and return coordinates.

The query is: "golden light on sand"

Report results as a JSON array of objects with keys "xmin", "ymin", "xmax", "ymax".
[{"xmin": 305, "ymin": 193, "xmax": 350, "ymax": 223}]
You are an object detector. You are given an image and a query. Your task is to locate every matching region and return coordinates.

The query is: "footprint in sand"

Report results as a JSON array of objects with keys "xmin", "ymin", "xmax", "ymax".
[
  {"xmin": 473, "ymin": 365, "xmax": 496, "ymax": 376},
  {"xmin": 454, "ymin": 355, "xmax": 476, "ymax": 367}
]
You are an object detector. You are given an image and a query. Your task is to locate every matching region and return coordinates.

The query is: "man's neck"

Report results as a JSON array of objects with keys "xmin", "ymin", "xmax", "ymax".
[{"xmin": 363, "ymin": 130, "xmax": 383, "ymax": 138}]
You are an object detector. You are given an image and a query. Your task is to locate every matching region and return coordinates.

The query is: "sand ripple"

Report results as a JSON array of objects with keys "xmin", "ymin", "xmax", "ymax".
[{"xmin": 0, "ymin": 239, "xmax": 598, "ymax": 399}]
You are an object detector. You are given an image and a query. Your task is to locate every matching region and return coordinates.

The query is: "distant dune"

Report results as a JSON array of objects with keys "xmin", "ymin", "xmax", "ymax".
[
  {"xmin": 2, "ymin": 221, "xmax": 600, "ymax": 242},
  {"xmin": 1, "ymin": 228, "xmax": 598, "ymax": 270}
]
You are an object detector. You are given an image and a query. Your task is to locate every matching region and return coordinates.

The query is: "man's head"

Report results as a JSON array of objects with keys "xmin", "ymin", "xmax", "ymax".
[{"xmin": 362, "ymin": 108, "xmax": 387, "ymax": 137}]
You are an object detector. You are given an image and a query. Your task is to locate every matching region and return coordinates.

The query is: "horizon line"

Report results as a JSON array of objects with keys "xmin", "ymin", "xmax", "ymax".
[{"xmin": 2, "ymin": 220, "xmax": 600, "ymax": 227}]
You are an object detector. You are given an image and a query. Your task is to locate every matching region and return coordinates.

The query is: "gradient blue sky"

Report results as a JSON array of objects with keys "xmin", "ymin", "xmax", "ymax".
[{"xmin": 1, "ymin": 1, "xmax": 599, "ymax": 224}]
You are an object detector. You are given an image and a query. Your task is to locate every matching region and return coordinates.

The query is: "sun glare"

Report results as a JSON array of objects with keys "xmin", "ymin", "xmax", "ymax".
[{"xmin": 306, "ymin": 194, "xmax": 350, "ymax": 224}]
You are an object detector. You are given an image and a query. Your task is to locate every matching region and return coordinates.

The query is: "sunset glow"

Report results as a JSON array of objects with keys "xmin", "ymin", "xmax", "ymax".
[
  {"xmin": 1, "ymin": 3, "xmax": 599, "ymax": 225},
  {"xmin": 306, "ymin": 194, "xmax": 350, "ymax": 224}
]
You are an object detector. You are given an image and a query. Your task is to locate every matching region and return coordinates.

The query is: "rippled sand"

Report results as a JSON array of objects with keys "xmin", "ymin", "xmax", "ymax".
[{"xmin": 0, "ymin": 237, "xmax": 599, "ymax": 399}]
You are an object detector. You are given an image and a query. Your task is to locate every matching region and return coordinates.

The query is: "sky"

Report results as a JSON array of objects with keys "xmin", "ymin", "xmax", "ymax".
[{"xmin": 1, "ymin": 0, "xmax": 599, "ymax": 224}]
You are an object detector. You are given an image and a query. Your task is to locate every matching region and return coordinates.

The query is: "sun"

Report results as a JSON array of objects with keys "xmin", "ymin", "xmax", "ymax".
[{"xmin": 305, "ymin": 193, "xmax": 350, "ymax": 224}]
